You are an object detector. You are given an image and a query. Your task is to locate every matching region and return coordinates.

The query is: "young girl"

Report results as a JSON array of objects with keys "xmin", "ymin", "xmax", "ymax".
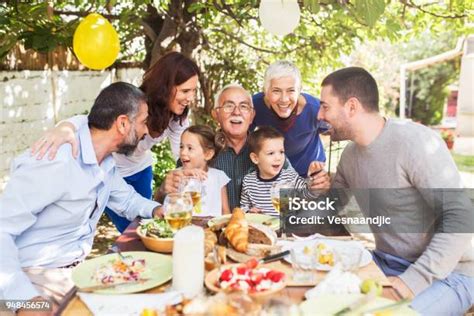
[{"xmin": 178, "ymin": 125, "xmax": 230, "ymax": 216}]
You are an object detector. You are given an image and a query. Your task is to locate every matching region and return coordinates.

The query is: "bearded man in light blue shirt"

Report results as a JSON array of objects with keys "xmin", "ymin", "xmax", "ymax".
[{"xmin": 0, "ymin": 82, "xmax": 163, "ymax": 312}]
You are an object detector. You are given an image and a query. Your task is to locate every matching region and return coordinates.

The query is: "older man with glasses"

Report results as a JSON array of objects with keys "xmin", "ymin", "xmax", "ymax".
[{"xmin": 210, "ymin": 84, "xmax": 258, "ymax": 209}]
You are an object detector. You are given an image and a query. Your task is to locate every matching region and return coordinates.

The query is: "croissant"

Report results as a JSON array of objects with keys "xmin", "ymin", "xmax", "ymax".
[
  {"xmin": 225, "ymin": 208, "xmax": 248, "ymax": 252},
  {"xmin": 204, "ymin": 229, "xmax": 218, "ymax": 256}
]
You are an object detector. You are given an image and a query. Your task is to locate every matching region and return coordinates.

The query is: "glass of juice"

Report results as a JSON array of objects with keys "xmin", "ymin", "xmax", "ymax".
[
  {"xmin": 270, "ymin": 180, "xmax": 294, "ymax": 213},
  {"xmin": 164, "ymin": 192, "xmax": 193, "ymax": 232},
  {"xmin": 178, "ymin": 176, "xmax": 203, "ymax": 214}
]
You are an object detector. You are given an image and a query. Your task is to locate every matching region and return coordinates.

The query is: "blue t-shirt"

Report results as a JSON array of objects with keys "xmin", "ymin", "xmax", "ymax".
[{"xmin": 251, "ymin": 92, "xmax": 326, "ymax": 176}]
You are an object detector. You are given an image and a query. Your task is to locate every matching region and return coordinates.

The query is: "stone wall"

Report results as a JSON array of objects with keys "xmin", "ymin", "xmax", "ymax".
[{"xmin": 0, "ymin": 68, "xmax": 144, "ymax": 191}]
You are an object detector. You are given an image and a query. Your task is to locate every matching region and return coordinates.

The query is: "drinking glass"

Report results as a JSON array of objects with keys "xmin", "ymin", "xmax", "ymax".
[
  {"xmin": 290, "ymin": 248, "xmax": 316, "ymax": 284},
  {"xmin": 178, "ymin": 176, "xmax": 203, "ymax": 215},
  {"xmin": 270, "ymin": 180, "xmax": 294, "ymax": 214},
  {"xmin": 163, "ymin": 192, "xmax": 193, "ymax": 232},
  {"xmin": 333, "ymin": 245, "xmax": 363, "ymax": 272}
]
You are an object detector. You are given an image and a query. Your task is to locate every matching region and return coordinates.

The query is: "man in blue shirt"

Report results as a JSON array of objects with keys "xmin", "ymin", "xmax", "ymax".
[{"xmin": 0, "ymin": 82, "xmax": 162, "ymax": 313}]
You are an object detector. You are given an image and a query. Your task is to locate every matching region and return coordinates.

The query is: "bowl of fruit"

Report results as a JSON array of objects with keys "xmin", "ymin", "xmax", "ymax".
[{"xmin": 205, "ymin": 259, "xmax": 286, "ymax": 303}]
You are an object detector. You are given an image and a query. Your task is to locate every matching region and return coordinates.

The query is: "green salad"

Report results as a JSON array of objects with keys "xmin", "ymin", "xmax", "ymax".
[{"xmin": 139, "ymin": 218, "xmax": 174, "ymax": 239}]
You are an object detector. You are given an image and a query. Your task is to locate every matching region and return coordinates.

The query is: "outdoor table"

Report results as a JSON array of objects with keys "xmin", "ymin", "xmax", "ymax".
[{"xmin": 58, "ymin": 218, "xmax": 403, "ymax": 315}]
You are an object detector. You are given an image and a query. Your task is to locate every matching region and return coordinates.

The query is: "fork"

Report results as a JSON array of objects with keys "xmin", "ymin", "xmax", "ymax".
[{"xmin": 110, "ymin": 245, "xmax": 132, "ymax": 265}]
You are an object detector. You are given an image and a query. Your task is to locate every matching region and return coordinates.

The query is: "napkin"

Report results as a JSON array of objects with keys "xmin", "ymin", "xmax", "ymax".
[{"xmin": 77, "ymin": 291, "xmax": 182, "ymax": 316}]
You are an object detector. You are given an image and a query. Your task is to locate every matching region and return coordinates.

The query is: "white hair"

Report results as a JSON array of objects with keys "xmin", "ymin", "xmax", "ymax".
[
  {"xmin": 213, "ymin": 83, "xmax": 253, "ymax": 108},
  {"xmin": 263, "ymin": 60, "xmax": 302, "ymax": 93}
]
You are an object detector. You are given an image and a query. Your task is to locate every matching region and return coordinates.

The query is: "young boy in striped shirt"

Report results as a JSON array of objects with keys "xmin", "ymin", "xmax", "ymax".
[{"xmin": 240, "ymin": 126, "xmax": 317, "ymax": 217}]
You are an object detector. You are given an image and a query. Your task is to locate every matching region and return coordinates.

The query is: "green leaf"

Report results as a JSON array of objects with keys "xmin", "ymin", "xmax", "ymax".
[
  {"xmin": 303, "ymin": 0, "xmax": 321, "ymax": 13},
  {"xmin": 354, "ymin": 0, "xmax": 385, "ymax": 27},
  {"xmin": 385, "ymin": 18, "xmax": 402, "ymax": 40},
  {"xmin": 188, "ymin": 3, "xmax": 204, "ymax": 13}
]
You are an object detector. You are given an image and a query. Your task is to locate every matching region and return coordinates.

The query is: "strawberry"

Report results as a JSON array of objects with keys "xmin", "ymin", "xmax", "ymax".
[
  {"xmin": 246, "ymin": 279, "xmax": 254, "ymax": 287},
  {"xmin": 219, "ymin": 269, "xmax": 233, "ymax": 282},
  {"xmin": 265, "ymin": 270, "xmax": 276, "ymax": 280},
  {"xmin": 251, "ymin": 273, "xmax": 263, "ymax": 285},
  {"xmin": 270, "ymin": 271, "xmax": 285, "ymax": 283},
  {"xmin": 230, "ymin": 282, "xmax": 240, "ymax": 290},
  {"xmin": 236, "ymin": 266, "xmax": 248, "ymax": 275},
  {"xmin": 245, "ymin": 258, "xmax": 259, "ymax": 269}
]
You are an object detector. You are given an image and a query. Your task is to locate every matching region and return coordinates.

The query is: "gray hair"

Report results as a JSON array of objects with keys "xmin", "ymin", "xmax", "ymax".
[
  {"xmin": 263, "ymin": 60, "xmax": 302, "ymax": 93},
  {"xmin": 213, "ymin": 83, "xmax": 253, "ymax": 108}
]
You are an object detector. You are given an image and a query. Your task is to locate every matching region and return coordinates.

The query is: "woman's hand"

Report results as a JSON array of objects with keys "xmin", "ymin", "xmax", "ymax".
[{"xmin": 31, "ymin": 122, "xmax": 77, "ymax": 160}]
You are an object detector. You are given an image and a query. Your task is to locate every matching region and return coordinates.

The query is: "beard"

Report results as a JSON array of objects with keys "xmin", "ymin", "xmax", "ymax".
[
  {"xmin": 330, "ymin": 128, "xmax": 351, "ymax": 141},
  {"xmin": 117, "ymin": 126, "xmax": 140, "ymax": 156},
  {"xmin": 329, "ymin": 119, "xmax": 353, "ymax": 142}
]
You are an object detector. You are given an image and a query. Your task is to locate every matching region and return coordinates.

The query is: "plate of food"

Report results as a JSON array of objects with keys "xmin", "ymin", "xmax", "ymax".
[
  {"xmin": 208, "ymin": 213, "xmax": 280, "ymax": 231},
  {"xmin": 300, "ymin": 294, "xmax": 417, "ymax": 316},
  {"xmin": 205, "ymin": 260, "xmax": 286, "ymax": 303},
  {"xmin": 282, "ymin": 239, "xmax": 372, "ymax": 271},
  {"xmin": 137, "ymin": 218, "xmax": 174, "ymax": 253},
  {"xmin": 72, "ymin": 251, "xmax": 172, "ymax": 294},
  {"xmin": 208, "ymin": 209, "xmax": 282, "ymax": 263}
]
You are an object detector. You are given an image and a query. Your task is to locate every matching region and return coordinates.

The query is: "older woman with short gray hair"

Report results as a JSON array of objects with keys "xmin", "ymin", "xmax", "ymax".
[{"xmin": 252, "ymin": 60, "xmax": 326, "ymax": 176}]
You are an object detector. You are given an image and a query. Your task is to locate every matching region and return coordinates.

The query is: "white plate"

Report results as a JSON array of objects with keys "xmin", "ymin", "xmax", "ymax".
[
  {"xmin": 72, "ymin": 252, "xmax": 172, "ymax": 294},
  {"xmin": 207, "ymin": 213, "xmax": 280, "ymax": 230},
  {"xmin": 280, "ymin": 239, "xmax": 371, "ymax": 271}
]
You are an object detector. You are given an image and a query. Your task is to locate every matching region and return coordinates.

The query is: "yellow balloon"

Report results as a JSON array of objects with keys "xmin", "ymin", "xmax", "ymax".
[{"xmin": 73, "ymin": 13, "xmax": 120, "ymax": 70}]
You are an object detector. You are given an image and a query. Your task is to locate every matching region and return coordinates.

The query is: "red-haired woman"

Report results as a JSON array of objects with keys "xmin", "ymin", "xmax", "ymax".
[{"xmin": 31, "ymin": 52, "xmax": 200, "ymax": 233}]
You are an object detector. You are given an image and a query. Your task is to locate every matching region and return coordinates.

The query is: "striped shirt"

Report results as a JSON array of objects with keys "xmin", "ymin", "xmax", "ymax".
[{"xmin": 240, "ymin": 167, "xmax": 307, "ymax": 217}]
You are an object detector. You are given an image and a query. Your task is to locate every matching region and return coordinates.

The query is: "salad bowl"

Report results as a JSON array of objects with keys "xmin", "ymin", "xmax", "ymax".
[{"xmin": 137, "ymin": 219, "xmax": 174, "ymax": 253}]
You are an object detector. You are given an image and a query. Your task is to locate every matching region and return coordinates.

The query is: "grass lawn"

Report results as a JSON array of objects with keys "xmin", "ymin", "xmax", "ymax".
[{"xmin": 452, "ymin": 153, "xmax": 474, "ymax": 173}]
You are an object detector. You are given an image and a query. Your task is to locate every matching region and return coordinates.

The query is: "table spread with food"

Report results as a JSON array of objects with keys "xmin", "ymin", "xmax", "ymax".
[{"xmin": 58, "ymin": 209, "xmax": 417, "ymax": 316}]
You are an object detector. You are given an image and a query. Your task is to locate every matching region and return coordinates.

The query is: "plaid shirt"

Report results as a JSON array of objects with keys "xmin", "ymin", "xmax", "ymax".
[{"xmin": 211, "ymin": 144, "xmax": 255, "ymax": 210}]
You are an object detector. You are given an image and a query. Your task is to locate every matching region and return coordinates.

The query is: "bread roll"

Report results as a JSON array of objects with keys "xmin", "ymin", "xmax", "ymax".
[
  {"xmin": 204, "ymin": 245, "xmax": 227, "ymax": 271},
  {"xmin": 204, "ymin": 229, "xmax": 218, "ymax": 256},
  {"xmin": 225, "ymin": 208, "xmax": 248, "ymax": 252}
]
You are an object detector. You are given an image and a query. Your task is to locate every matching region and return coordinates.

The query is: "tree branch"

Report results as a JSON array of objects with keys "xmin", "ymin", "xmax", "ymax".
[
  {"xmin": 211, "ymin": 1, "xmax": 257, "ymax": 28},
  {"xmin": 221, "ymin": 0, "xmax": 245, "ymax": 28},
  {"xmin": 140, "ymin": 20, "xmax": 157, "ymax": 43},
  {"xmin": 211, "ymin": 29, "xmax": 280, "ymax": 54},
  {"xmin": 53, "ymin": 9, "xmax": 121, "ymax": 20},
  {"xmin": 403, "ymin": 0, "xmax": 467, "ymax": 19}
]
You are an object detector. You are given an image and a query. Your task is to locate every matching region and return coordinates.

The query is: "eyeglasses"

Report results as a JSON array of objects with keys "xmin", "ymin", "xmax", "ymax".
[{"xmin": 216, "ymin": 102, "xmax": 253, "ymax": 113}]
